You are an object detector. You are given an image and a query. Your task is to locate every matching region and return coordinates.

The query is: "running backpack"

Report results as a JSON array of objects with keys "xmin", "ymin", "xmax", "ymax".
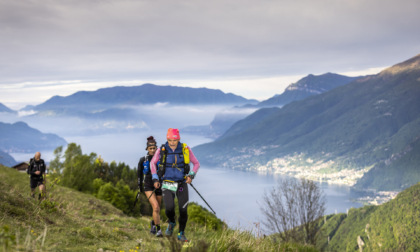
[{"xmin": 157, "ymin": 143, "xmax": 190, "ymax": 178}]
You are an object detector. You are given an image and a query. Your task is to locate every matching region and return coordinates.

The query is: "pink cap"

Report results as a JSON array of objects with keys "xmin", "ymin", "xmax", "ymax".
[{"xmin": 167, "ymin": 128, "xmax": 180, "ymax": 140}]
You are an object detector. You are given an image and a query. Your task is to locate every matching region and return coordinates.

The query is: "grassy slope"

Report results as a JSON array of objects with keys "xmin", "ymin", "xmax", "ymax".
[{"xmin": 0, "ymin": 166, "xmax": 317, "ymax": 251}]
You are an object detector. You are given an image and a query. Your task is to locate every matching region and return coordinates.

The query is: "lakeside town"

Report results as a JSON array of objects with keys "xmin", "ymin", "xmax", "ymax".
[{"xmin": 250, "ymin": 155, "xmax": 399, "ymax": 205}]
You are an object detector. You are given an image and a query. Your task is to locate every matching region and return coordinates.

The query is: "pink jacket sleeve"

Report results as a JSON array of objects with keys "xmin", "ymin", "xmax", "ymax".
[{"xmin": 188, "ymin": 146, "xmax": 200, "ymax": 174}]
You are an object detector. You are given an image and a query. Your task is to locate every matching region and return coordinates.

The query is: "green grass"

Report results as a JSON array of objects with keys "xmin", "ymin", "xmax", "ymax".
[{"xmin": 0, "ymin": 165, "xmax": 318, "ymax": 251}]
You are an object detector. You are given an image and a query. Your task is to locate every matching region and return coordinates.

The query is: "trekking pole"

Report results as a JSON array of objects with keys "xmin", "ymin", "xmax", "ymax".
[
  {"xmin": 189, "ymin": 183, "xmax": 216, "ymax": 215},
  {"xmin": 147, "ymin": 188, "xmax": 156, "ymax": 200},
  {"xmin": 131, "ymin": 191, "xmax": 141, "ymax": 213}
]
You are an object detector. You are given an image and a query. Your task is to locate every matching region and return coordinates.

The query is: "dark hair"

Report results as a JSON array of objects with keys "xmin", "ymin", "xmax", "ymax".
[{"xmin": 146, "ymin": 136, "xmax": 157, "ymax": 150}]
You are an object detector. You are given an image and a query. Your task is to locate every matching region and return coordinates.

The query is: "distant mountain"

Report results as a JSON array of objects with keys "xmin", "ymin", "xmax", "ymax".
[
  {"xmin": 252, "ymin": 73, "xmax": 361, "ymax": 108},
  {"xmin": 193, "ymin": 54, "xmax": 420, "ymax": 191},
  {"xmin": 0, "ymin": 122, "xmax": 67, "ymax": 153},
  {"xmin": 316, "ymin": 182, "xmax": 420, "ymax": 251},
  {"xmin": 0, "ymin": 149, "xmax": 16, "ymax": 166},
  {"xmin": 27, "ymin": 84, "xmax": 257, "ymax": 112},
  {"xmin": 0, "ymin": 103, "xmax": 16, "ymax": 114}
]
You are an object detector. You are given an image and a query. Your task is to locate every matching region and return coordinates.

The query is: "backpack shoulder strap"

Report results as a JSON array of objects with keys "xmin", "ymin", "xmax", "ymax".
[
  {"xmin": 159, "ymin": 144, "xmax": 167, "ymax": 162},
  {"xmin": 157, "ymin": 144, "xmax": 167, "ymax": 178},
  {"xmin": 182, "ymin": 143, "xmax": 190, "ymax": 164}
]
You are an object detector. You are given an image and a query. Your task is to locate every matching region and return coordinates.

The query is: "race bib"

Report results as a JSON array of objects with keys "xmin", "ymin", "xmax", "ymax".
[{"xmin": 162, "ymin": 181, "xmax": 178, "ymax": 192}]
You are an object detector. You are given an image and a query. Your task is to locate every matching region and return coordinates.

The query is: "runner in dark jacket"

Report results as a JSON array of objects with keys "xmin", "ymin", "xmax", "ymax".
[
  {"xmin": 137, "ymin": 136, "xmax": 163, "ymax": 237},
  {"xmin": 27, "ymin": 152, "xmax": 46, "ymax": 199}
]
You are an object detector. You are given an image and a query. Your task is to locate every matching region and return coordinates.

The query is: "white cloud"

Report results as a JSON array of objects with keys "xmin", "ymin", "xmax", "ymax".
[
  {"xmin": 17, "ymin": 110, "xmax": 36, "ymax": 117},
  {"xmin": 338, "ymin": 67, "xmax": 387, "ymax": 77}
]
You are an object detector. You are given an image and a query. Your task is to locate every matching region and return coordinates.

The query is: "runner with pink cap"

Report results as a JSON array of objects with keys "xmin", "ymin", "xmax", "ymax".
[{"xmin": 150, "ymin": 128, "xmax": 200, "ymax": 242}]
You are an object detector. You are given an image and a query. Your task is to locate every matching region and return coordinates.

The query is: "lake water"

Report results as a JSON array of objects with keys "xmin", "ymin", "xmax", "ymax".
[
  {"xmin": 190, "ymin": 166, "xmax": 363, "ymax": 233},
  {"xmin": 10, "ymin": 131, "xmax": 364, "ymax": 233}
]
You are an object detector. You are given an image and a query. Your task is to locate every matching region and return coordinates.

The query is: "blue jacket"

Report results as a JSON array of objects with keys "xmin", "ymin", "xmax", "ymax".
[{"xmin": 162, "ymin": 142, "xmax": 186, "ymax": 182}]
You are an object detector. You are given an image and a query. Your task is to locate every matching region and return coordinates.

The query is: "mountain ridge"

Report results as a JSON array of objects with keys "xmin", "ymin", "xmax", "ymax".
[
  {"xmin": 0, "ymin": 121, "xmax": 67, "ymax": 154},
  {"xmin": 193, "ymin": 54, "xmax": 420, "ymax": 191},
  {"xmin": 250, "ymin": 73, "xmax": 361, "ymax": 108},
  {"xmin": 0, "ymin": 149, "xmax": 16, "ymax": 166},
  {"xmin": 0, "ymin": 103, "xmax": 16, "ymax": 114},
  {"xmin": 27, "ymin": 83, "xmax": 258, "ymax": 112}
]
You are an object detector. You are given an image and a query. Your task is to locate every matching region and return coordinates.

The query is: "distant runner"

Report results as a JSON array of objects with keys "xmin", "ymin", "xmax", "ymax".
[
  {"xmin": 151, "ymin": 128, "xmax": 200, "ymax": 242},
  {"xmin": 27, "ymin": 152, "xmax": 46, "ymax": 200}
]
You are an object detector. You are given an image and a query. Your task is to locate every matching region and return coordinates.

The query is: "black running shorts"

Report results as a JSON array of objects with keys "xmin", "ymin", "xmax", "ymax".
[
  {"xmin": 30, "ymin": 177, "xmax": 44, "ymax": 189},
  {"xmin": 144, "ymin": 182, "xmax": 162, "ymax": 196}
]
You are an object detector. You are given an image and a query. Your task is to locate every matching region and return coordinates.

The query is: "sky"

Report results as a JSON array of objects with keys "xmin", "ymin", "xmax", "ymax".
[{"xmin": 1, "ymin": 0, "xmax": 420, "ymax": 110}]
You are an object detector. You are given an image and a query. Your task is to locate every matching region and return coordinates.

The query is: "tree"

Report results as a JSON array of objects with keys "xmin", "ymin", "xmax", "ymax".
[
  {"xmin": 61, "ymin": 153, "xmax": 96, "ymax": 192},
  {"xmin": 49, "ymin": 146, "xmax": 64, "ymax": 176},
  {"xmin": 63, "ymin": 143, "xmax": 82, "ymax": 168},
  {"xmin": 260, "ymin": 178, "xmax": 326, "ymax": 245},
  {"xmin": 61, "ymin": 143, "xmax": 97, "ymax": 192}
]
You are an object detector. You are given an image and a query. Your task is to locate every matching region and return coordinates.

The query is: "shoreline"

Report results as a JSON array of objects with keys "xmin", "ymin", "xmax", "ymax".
[{"xmin": 233, "ymin": 158, "xmax": 400, "ymax": 206}]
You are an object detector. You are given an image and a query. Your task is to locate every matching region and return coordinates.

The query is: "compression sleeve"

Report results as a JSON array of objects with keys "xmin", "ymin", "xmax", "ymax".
[{"xmin": 150, "ymin": 148, "xmax": 160, "ymax": 180}]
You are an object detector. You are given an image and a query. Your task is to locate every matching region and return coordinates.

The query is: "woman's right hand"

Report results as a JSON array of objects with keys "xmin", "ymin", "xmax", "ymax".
[{"xmin": 154, "ymin": 181, "xmax": 161, "ymax": 189}]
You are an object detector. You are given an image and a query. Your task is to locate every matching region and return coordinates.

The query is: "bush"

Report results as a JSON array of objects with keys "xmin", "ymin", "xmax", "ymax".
[
  {"xmin": 96, "ymin": 181, "xmax": 136, "ymax": 214},
  {"xmin": 188, "ymin": 203, "xmax": 225, "ymax": 230}
]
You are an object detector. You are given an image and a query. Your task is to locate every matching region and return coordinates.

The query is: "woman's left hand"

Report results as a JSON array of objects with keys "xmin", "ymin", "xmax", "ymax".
[{"xmin": 185, "ymin": 176, "xmax": 192, "ymax": 184}]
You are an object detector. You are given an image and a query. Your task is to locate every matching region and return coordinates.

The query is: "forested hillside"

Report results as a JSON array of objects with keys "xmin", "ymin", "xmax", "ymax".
[
  {"xmin": 316, "ymin": 182, "xmax": 420, "ymax": 251},
  {"xmin": 194, "ymin": 54, "xmax": 420, "ymax": 191}
]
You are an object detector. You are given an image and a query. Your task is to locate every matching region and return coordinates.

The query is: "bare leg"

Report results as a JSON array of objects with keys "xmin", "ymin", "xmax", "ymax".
[
  {"xmin": 145, "ymin": 191, "xmax": 161, "ymax": 225},
  {"xmin": 157, "ymin": 195, "xmax": 162, "ymax": 208},
  {"xmin": 39, "ymin": 184, "xmax": 46, "ymax": 199}
]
